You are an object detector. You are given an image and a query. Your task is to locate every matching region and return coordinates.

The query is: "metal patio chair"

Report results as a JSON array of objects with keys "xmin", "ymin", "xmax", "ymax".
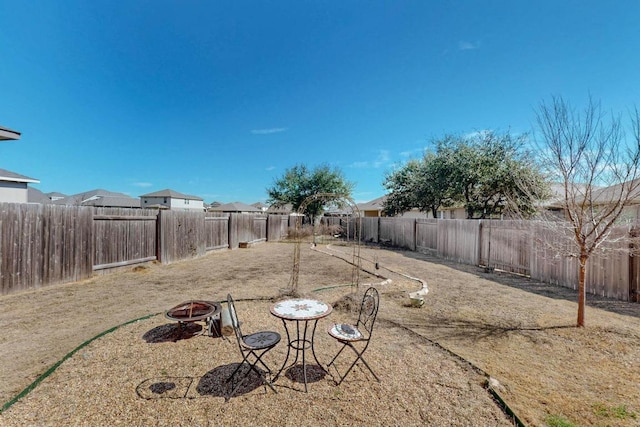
[
  {"xmin": 225, "ymin": 294, "xmax": 281, "ymax": 400},
  {"xmin": 327, "ymin": 287, "xmax": 381, "ymax": 385}
]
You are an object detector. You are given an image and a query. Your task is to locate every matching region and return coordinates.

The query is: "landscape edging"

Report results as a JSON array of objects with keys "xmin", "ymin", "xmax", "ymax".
[{"xmin": 0, "ymin": 312, "xmax": 159, "ymax": 414}]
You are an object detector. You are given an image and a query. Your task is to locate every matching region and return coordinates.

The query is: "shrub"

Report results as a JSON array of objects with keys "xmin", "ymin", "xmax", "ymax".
[
  {"xmin": 286, "ymin": 225, "xmax": 314, "ymax": 239},
  {"xmin": 318, "ymin": 224, "xmax": 343, "ymax": 237}
]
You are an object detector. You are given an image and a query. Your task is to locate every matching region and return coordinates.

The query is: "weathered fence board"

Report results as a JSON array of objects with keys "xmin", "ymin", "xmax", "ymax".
[
  {"xmin": 0, "ymin": 203, "xmax": 93, "ymax": 294},
  {"xmin": 267, "ymin": 214, "xmax": 290, "ymax": 242},
  {"xmin": 380, "ymin": 218, "xmax": 416, "ymax": 250},
  {"xmin": 361, "ymin": 217, "xmax": 379, "ymax": 243},
  {"xmin": 416, "ymin": 219, "xmax": 437, "ymax": 253},
  {"xmin": 630, "ymin": 252, "xmax": 640, "ymax": 303},
  {"xmin": 205, "ymin": 214, "xmax": 229, "ymax": 250},
  {"xmin": 229, "ymin": 213, "xmax": 267, "ymax": 248},
  {"xmin": 437, "ymin": 220, "xmax": 480, "ymax": 264},
  {"xmin": 158, "ymin": 210, "xmax": 206, "ymax": 263},
  {"xmin": 322, "ymin": 216, "xmax": 343, "ymax": 233},
  {"xmin": 93, "ymin": 208, "xmax": 158, "ymax": 270},
  {"xmin": 2, "ymin": 203, "xmax": 639, "ymax": 303},
  {"xmin": 479, "ymin": 220, "xmax": 531, "ymax": 275}
]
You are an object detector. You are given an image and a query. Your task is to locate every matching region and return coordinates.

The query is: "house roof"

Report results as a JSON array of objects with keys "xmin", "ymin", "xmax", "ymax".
[
  {"xmin": 357, "ymin": 195, "xmax": 387, "ymax": 212},
  {"xmin": 590, "ymin": 178, "xmax": 640, "ymax": 205},
  {"xmin": 266, "ymin": 202, "xmax": 294, "ymax": 213},
  {"xmin": 0, "ymin": 126, "xmax": 21, "ymax": 141},
  {"xmin": 539, "ymin": 182, "xmax": 611, "ymax": 209},
  {"xmin": 0, "ymin": 168, "xmax": 39, "ymax": 184},
  {"xmin": 140, "ymin": 189, "xmax": 203, "ymax": 201},
  {"xmin": 46, "ymin": 192, "xmax": 67, "ymax": 199},
  {"xmin": 28, "ymin": 187, "xmax": 50, "ymax": 204},
  {"xmin": 53, "ymin": 189, "xmax": 138, "ymax": 207},
  {"xmin": 82, "ymin": 195, "xmax": 141, "ymax": 208},
  {"xmin": 209, "ymin": 201, "xmax": 261, "ymax": 212}
]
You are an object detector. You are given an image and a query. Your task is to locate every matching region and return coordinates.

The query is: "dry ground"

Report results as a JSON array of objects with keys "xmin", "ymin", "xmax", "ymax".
[{"xmin": 1, "ymin": 241, "xmax": 639, "ymax": 426}]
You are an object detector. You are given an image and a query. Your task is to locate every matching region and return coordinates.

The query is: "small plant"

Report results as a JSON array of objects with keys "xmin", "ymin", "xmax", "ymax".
[
  {"xmin": 593, "ymin": 403, "xmax": 637, "ymax": 420},
  {"xmin": 286, "ymin": 225, "xmax": 313, "ymax": 239},
  {"xmin": 545, "ymin": 414, "xmax": 575, "ymax": 427},
  {"xmin": 325, "ymin": 224, "xmax": 344, "ymax": 237}
]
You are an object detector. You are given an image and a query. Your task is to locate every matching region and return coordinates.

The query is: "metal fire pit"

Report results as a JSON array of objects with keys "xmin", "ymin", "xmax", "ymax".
[{"xmin": 165, "ymin": 300, "xmax": 222, "ymax": 337}]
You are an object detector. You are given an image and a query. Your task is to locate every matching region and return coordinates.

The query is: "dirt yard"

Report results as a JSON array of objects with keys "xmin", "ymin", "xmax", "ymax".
[{"xmin": 1, "ymin": 241, "xmax": 639, "ymax": 426}]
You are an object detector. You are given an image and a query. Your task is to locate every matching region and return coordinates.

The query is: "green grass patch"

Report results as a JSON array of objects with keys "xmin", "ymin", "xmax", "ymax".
[
  {"xmin": 593, "ymin": 403, "xmax": 637, "ymax": 420},
  {"xmin": 545, "ymin": 414, "xmax": 576, "ymax": 427}
]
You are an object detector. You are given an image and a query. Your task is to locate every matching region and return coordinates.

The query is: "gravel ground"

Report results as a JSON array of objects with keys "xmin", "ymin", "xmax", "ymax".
[
  {"xmin": 0, "ymin": 295, "xmax": 511, "ymax": 426},
  {"xmin": 2, "ymin": 241, "xmax": 639, "ymax": 426}
]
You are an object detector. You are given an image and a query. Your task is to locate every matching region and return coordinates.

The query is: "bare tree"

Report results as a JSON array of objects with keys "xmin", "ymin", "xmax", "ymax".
[{"xmin": 535, "ymin": 96, "xmax": 640, "ymax": 327}]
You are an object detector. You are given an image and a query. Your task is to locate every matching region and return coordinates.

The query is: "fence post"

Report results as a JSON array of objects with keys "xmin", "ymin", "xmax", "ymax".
[
  {"xmin": 478, "ymin": 220, "xmax": 484, "ymax": 267},
  {"xmin": 228, "ymin": 213, "xmax": 238, "ymax": 248},
  {"xmin": 630, "ymin": 228, "xmax": 639, "ymax": 302},
  {"xmin": 266, "ymin": 214, "xmax": 270, "ymax": 242},
  {"xmin": 156, "ymin": 210, "xmax": 163, "ymax": 263}
]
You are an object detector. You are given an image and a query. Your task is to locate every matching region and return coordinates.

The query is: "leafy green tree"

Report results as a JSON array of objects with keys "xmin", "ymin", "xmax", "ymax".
[
  {"xmin": 383, "ymin": 152, "xmax": 455, "ymax": 217},
  {"xmin": 383, "ymin": 131, "xmax": 549, "ymax": 219},
  {"xmin": 437, "ymin": 131, "xmax": 549, "ymax": 218},
  {"xmin": 266, "ymin": 164, "xmax": 354, "ymax": 222},
  {"xmin": 383, "ymin": 159, "xmax": 421, "ymax": 216}
]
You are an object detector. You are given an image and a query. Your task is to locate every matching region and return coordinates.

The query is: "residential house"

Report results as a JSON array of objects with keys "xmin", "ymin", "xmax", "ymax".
[
  {"xmin": 0, "ymin": 126, "xmax": 21, "ymax": 141},
  {"xmin": 1, "ymin": 126, "xmax": 41, "ymax": 203},
  {"xmin": 27, "ymin": 187, "xmax": 51, "ymax": 204},
  {"xmin": 429, "ymin": 182, "xmax": 624, "ymax": 220},
  {"xmin": 208, "ymin": 201, "xmax": 261, "ymax": 213},
  {"xmin": 355, "ymin": 195, "xmax": 434, "ymax": 218},
  {"xmin": 435, "ymin": 205, "xmax": 465, "ymax": 219},
  {"xmin": 0, "ymin": 168, "xmax": 40, "ymax": 204},
  {"xmin": 26, "ymin": 190, "xmax": 68, "ymax": 204},
  {"xmin": 53, "ymin": 189, "xmax": 140, "ymax": 208},
  {"xmin": 46, "ymin": 192, "xmax": 66, "ymax": 202},
  {"xmin": 140, "ymin": 189, "xmax": 204, "ymax": 210},
  {"xmin": 356, "ymin": 196, "xmax": 386, "ymax": 217},
  {"xmin": 558, "ymin": 179, "xmax": 640, "ymax": 220},
  {"xmin": 251, "ymin": 202, "xmax": 268, "ymax": 212},
  {"xmin": 82, "ymin": 194, "xmax": 141, "ymax": 208},
  {"xmin": 265, "ymin": 202, "xmax": 294, "ymax": 215}
]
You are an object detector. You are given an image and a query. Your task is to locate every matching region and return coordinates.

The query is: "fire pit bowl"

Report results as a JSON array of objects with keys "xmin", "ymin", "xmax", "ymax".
[{"xmin": 165, "ymin": 300, "xmax": 220, "ymax": 323}]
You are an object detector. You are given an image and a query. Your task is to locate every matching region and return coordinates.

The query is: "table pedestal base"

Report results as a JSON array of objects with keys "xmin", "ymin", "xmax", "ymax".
[{"xmin": 274, "ymin": 318, "xmax": 327, "ymax": 392}]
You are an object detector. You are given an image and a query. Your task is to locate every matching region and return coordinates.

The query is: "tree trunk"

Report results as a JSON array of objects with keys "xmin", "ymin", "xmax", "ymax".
[{"xmin": 577, "ymin": 255, "xmax": 588, "ymax": 327}]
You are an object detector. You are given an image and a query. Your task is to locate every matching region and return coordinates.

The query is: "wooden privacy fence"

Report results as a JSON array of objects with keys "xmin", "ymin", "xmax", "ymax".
[
  {"xmin": 321, "ymin": 216, "xmax": 639, "ymax": 303},
  {"xmin": 3, "ymin": 201, "xmax": 639, "ymax": 303},
  {"xmin": 0, "ymin": 203, "xmax": 93, "ymax": 294},
  {"xmin": 93, "ymin": 208, "xmax": 158, "ymax": 270},
  {"xmin": 0, "ymin": 203, "xmax": 291, "ymax": 295},
  {"xmin": 268, "ymin": 214, "xmax": 290, "ymax": 242}
]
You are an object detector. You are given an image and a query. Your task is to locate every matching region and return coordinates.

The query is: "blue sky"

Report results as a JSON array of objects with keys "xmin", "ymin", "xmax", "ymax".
[{"xmin": 2, "ymin": 1, "xmax": 639, "ymax": 204}]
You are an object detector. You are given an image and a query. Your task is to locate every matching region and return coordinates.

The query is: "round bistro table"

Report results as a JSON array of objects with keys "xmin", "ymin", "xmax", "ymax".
[{"xmin": 270, "ymin": 298, "xmax": 333, "ymax": 392}]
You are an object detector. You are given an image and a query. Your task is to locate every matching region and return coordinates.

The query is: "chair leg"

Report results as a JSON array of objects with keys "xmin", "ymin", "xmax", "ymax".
[
  {"xmin": 254, "ymin": 352, "xmax": 273, "ymax": 373},
  {"xmin": 226, "ymin": 354, "xmax": 251, "ymax": 384},
  {"xmin": 354, "ymin": 354, "xmax": 380, "ymax": 382},
  {"xmin": 245, "ymin": 352, "xmax": 278, "ymax": 393},
  {"xmin": 227, "ymin": 363, "xmax": 252, "ymax": 400},
  {"xmin": 327, "ymin": 342, "xmax": 348, "ymax": 368},
  {"xmin": 226, "ymin": 351, "xmax": 277, "ymax": 400},
  {"xmin": 334, "ymin": 343, "xmax": 380, "ymax": 385}
]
